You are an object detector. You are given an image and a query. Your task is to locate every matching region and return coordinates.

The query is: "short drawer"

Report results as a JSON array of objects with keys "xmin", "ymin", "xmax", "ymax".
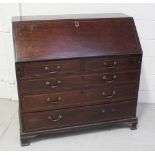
[
  {"xmin": 20, "ymin": 59, "xmax": 80, "ymax": 78},
  {"xmin": 22, "ymin": 100, "xmax": 137, "ymax": 132},
  {"xmin": 21, "ymin": 84, "xmax": 138, "ymax": 112},
  {"xmin": 84, "ymin": 55, "xmax": 141, "ymax": 73}
]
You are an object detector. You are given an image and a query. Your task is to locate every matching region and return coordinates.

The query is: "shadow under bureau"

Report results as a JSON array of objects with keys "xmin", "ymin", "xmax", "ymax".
[{"xmin": 12, "ymin": 13, "xmax": 142, "ymax": 146}]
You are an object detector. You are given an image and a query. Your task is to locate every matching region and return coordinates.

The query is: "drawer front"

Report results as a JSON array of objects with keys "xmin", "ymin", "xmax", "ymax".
[
  {"xmin": 20, "ymin": 75, "xmax": 82, "ymax": 94},
  {"xmin": 20, "ymin": 70, "xmax": 139, "ymax": 94},
  {"xmin": 22, "ymin": 84, "xmax": 138, "ymax": 112},
  {"xmin": 83, "ymin": 70, "xmax": 140, "ymax": 86},
  {"xmin": 21, "ymin": 59, "xmax": 80, "ymax": 78},
  {"xmin": 84, "ymin": 55, "xmax": 141, "ymax": 73},
  {"xmin": 23, "ymin": 100, "xmax": 137, "ymax": 132}
]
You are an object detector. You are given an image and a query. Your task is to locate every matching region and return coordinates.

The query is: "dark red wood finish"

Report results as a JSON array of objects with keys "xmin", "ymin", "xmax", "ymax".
[
  {"xmin": 13, "ymin": 18, "xmax": 141, "ymax": 62},
  {"xmin": 21, "ymin": 84, "xmax": 138, "ymax": 112},
  {"xmin": 20, "ymin": 70, "xmax": 140, "ymax": 95},
  {"xmin": 84, "ymin": 55, "xmax": 141, "ymax": 73},
  {"xmin": 12, "ymin": 13, "xmax": 142, "ymax": 146},
  {"xmin": 23, "ymin": 100, "xmax": 137, "ymax": 132},
  {"xmin": 20, "ymin": 59, "xmax": 81, "ymax": 78}
]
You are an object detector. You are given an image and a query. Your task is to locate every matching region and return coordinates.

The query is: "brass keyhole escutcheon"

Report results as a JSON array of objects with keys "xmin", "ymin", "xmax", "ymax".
[{"xmin": 74, "ymin": 21, "xmax": 79, "ymax": 27}]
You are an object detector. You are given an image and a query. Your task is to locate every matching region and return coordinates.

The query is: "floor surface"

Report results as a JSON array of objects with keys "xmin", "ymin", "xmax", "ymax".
[{"xmin": 0, "ymin": 99, "xmax": 155, "ymax": 151}]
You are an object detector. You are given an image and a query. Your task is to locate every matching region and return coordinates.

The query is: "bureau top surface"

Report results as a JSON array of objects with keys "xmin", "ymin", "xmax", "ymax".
[
  {"xmin": 12, "ymin": 13, "xmax": 130, "ymax": 22},
  {"xmin": 12, "ymin": 13, "xmax": 142, "ymax": 63}
]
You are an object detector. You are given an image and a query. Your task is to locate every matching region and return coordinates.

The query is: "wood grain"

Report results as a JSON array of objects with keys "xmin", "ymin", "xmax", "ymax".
[{"xmin": 13, "ymin": 13, "xmax": 142, "ymax": 146}]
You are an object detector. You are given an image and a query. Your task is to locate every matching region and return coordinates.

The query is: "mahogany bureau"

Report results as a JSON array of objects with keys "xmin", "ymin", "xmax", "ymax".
[{"xmin": 12, "ymin": 13, "xmax": 142, "ymax": 146}]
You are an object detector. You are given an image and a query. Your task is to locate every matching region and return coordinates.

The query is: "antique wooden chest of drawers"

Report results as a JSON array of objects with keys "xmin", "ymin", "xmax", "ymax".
[{"xmin": 12, "ymin": 13, "xmax": 142, "ymax": 146}]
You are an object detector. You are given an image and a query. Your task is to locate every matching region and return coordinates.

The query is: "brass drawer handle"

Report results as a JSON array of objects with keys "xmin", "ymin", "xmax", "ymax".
[
  {"xmin": 103, "ymin": 61, "xmax": 117, "ymax": 68},
  {"xmin": 102, "ymin": 90, "xmax": 116, "ymax": 98},
  {"xmin": 51, "ymin": 85, "xmax": 58, "ymax": 89},
  {"xmin": 45, "ymin": 80, "xmax": 62, "ymax": 89},
  {"xmin": 44, "ymin": 65, "xmax": 61, "ymax": 74},
  {"xmin": 102, "ymin": 108, "xmax": 116, "ymax": 114},
  {"xmin": 46, "ymin": 96, "xmax": 62, "ymax": 104},
  {"xmin": 48, "ymin": 114, "xmax": 62, "ymax": 122},
  {"xmin": 45, "ymin": 81, "xmax": 51, "ymax": 85},
  {"xmin": 74, "ymin": 21, "xmax": 79, "ymax": 27},
  {"xmin": 102, "ymin": 75, "xmax": 117, "ymax": 83}
]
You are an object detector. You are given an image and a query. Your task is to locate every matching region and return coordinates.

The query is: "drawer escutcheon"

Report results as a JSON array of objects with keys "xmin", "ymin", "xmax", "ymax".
[{"xmin": 74, "ymin": 21, "xmax": 80, "ymax": 27}]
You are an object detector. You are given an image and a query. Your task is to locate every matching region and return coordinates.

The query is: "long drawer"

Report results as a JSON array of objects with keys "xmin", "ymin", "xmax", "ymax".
[
  {"xmin": 20, "ymin": 70, "xmax": 139, "ymax": 94},
  {"xmin": 21, "ymin": 84, "xmax": 138, "ymax": 112},
  {"xmin": 22, "ymin": 100, "xmax": 137, "ymax": 132}
]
